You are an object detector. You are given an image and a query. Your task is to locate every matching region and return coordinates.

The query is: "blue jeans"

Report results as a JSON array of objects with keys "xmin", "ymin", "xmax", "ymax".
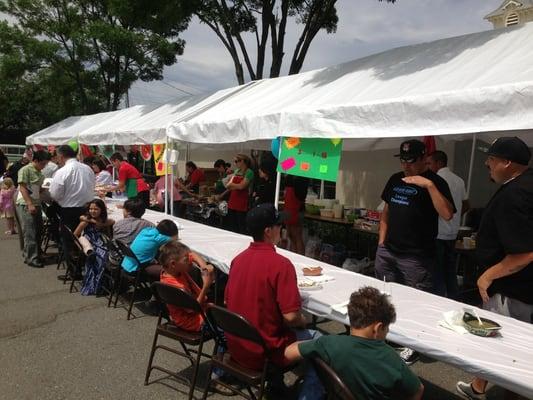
[{"xmin": 295, "ymin": 329, "xmax": 325, "ymax": 400}]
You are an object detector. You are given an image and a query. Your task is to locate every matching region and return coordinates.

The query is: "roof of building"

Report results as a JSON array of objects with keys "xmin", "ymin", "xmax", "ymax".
[{"xmin": 485, "ymin": 0, "xmax": 533, "ymax": 19}]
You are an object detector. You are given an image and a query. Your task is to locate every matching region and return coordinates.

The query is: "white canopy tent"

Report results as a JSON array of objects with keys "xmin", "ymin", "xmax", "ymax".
[
  {"xmin": 167, "ymin": 23, "xmax": 533, "ymax": 149},
  {"xmin": 76, "ymin": 84, "xmax": 257, "ymax": 146},
  {"xmin": 25, "ymin": 105, "xmax": 155, "ymax": 146}
]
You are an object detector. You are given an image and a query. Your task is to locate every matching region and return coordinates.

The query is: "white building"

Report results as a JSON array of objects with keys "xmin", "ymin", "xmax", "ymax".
[{"xmin": 485, "ymin": 0, "xmax": 533, "ymax": 28}]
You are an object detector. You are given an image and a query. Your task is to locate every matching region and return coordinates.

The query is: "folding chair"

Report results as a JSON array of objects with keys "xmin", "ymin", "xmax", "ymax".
[
  {"xmin": 41, "ymin": 202, "xmax": 60, "ymax": 255},
  {"xmin": 145, "ymin": 282, "xmax": 215, "ymax": 400},
  {"xmin": 311, "ymin": 357, "xmax": 357, "ymax": 400},
  {"xmin": 99, "ymin": 237, "xmax": 123, "ymax": 307},
  {"xmin": 61, "ymin": 225, "xmax": 86, "ymax": 293},
  {"xmin": 201, "ymin": 305, "xmax": 290, "ymax": 400},
  {"xmin": 112, "ymin": 240, "xmax": 151, "ymax": 320}
]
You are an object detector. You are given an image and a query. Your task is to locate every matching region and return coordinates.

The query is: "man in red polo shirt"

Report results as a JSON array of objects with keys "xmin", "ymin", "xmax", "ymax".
[{"xmin": 225, "ymin": 203, "xmax": 323, "ymax": 399}]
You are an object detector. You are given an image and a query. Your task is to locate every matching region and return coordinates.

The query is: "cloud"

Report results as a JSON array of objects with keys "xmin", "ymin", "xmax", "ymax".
[{"xmin": 131, "ymin": 0, "xmax": 502, "ymax": 103}]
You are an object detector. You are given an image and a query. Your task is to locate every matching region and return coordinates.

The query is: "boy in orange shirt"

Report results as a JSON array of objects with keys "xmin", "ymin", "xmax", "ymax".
[{"xmin": 158, "ymin": 241, "xmax": 214, "ymax": 331}]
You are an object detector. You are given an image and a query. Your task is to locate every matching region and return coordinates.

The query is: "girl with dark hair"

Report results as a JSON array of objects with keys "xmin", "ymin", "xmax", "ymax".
[
  {"xmin": 92, "ymin": 159, "xmax": 113, "ymax": 186},
  {"xmin": 74, "ymin": 199, "xmax": 115, "ymax": 295}
]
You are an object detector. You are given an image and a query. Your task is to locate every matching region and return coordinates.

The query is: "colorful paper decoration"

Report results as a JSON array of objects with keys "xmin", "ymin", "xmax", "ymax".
[
  {"xmin": 276, "ymin": 137, "xmax": 342, "ymax": 182},
  {"xmin": 140, "ymin": 145, "xmax": 152, "ymax": 161},
  {"xmin": 153, "ymin": 144, "xmax": 171, "ymax": 176}
]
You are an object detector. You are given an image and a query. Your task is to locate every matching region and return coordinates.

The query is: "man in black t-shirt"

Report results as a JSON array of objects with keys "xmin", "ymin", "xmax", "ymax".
[
  {"xmin": 456, "ymin": 137, "xmax": 533, "ymax": 400},
  {"xmin": 375, "ymin": 139, "xmax": 455, "ymax": 294}
]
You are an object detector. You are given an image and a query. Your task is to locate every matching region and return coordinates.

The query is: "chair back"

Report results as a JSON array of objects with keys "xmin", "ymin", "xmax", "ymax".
[
  {"xmin": 206, "ymin": 305, "xmax": 267, "ymax": 352},
  {"xmin": 312, "ymin": 357, "xmax": 356, "ymax": 400},
  {"xmin": 152, "ymin": 282, "xmax": 203, "ymax": 315},
  {"xmin": 62, "ymin": 225, "xmax": 84, "ymax": 253},
  {"xmin": 115, "ymin": 239, "xmax": 142, "ymax": 268}
]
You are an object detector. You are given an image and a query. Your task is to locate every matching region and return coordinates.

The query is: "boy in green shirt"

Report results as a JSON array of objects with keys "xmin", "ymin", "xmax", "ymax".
[{"xmin": 284, "ymin": 286, "xmax": 424, "ymax": 400}]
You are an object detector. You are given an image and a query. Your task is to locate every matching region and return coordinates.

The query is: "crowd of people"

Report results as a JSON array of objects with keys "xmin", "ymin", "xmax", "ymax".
[{"xmin": 0, "ymin": 136, "xmax": 531, "ymax": 399}]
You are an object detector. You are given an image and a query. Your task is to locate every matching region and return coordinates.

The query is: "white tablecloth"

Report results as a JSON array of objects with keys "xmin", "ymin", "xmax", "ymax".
[{"xmin": 106, "ymin": 201, "xmax": 533, "ymax": 398}]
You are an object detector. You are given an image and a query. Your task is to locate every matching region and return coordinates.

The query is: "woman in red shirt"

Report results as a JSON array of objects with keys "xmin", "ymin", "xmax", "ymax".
[{"xmin": 224, "ymin": 154, "xmax": 254, "ymax": 234}]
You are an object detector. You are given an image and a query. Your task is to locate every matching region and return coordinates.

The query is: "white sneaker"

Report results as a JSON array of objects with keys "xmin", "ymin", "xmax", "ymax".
[
  {"xmin": 399, "ymin": 347, "xmax": 419, "ymax": 365},
  {"xmin": 456, "ymin": 381, "xmax": 484, "ymax": 399}
]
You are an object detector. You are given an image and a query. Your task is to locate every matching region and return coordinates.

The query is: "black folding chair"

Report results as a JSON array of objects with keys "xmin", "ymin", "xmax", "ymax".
[
  {"xmin": 112, "ymin": 240, "xmax": 151, "ymax": 320},
  {"xmin": 41, "ymin": 202, "xmax": 60, "ymax": 255},
  {"xmin": 201, "ymin": 305, "xmax": 290, "ymax": 400},
  {"xmin": 61, "ymin": 225, "xmax": 86, "ymax": 293},
  {"xmin": 99, "ymin": 237, "xmax": 123, "ymax": 307},
  {"xmin": 311, "ymin": 357, "xmax": 357, "ymax": 400},
  {"xmin": 145, "ymin": 282, "xmax": 215, "ymax": 400}
]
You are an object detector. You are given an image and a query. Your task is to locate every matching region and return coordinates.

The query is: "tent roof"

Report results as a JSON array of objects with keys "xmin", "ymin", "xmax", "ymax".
[
  {"xmin": 25, "ymin": 105, "xmax": 155, "ymax": 146},
  {"xmin": 77, "ymin": 84, "xmax": 256, "ymax": 145},
  {"xmin": 167, "ymin": 23, "xmax": 533, "ymax": 151}
]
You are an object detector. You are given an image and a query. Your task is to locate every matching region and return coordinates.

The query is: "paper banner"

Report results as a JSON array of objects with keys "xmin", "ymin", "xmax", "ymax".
[
  {"xmin": 276, "ymin": 137, "xmax": 343, "ymax": 182},
  {"xmin": 141, "ymin": 145, "xmax": 152, "ymax": 161},
  {"xmin": 153, "ymin": 144, "xmax": 171, "ymax": 176}
]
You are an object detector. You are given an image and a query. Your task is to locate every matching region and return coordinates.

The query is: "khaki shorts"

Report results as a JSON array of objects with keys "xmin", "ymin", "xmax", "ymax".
[{"xmin": 484, "ymin": 293, "xmax": 533, "ymax": 324}]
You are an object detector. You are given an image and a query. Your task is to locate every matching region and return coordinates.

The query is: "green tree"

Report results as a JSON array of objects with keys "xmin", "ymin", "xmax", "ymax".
[
  {"xmin": 0, "ymin": 0, "xmax": 195, "ymax": 117},
  {"xmin": 196, "ymin": 0, "xmax": 396, "ymax": 85}
]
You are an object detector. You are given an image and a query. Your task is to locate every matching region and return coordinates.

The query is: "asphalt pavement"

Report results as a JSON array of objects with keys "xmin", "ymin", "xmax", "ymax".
[{"xmin": 0, "ymin": 231, "xmax": 517, "ymax": 400}]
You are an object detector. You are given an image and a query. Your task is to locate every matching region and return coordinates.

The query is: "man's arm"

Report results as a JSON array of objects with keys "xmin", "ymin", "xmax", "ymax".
[
  {"xmin": 461, "ymin": 200, "xmax": 470, "ymax": 216},
  {"xmin": 477, "ymin": 252, "xmax": 533, "ymax": 302},
  {"xmin": 18, "ymin": 183, "xmax": 37, "ymax": 214},
  {"xmin": 282, "ymin": 311, "xmax": 307, "ymax": 328},
  {"xmin": 49, "ymin": 174, "xmax": 65, "ymax": 203},
  {"xmin": 284, "ymin": 341, "xmax": 304, "ymax": 363},
  {"xmin": 402, "ymin": 176, "xmax": 453, "ymax": 220},
  {"xmin": 378, "ymin": 203, "xmax": 389, "ymax": 245}
]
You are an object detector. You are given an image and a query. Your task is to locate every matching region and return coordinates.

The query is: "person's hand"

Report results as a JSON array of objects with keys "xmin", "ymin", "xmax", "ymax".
[
  {"xmin": 201, "ymin": 264, "xmax": 215, "ymax": 287},
  {"xmin": 401, "ymin": 175, "xmax": 433, "ymax": 189},
  {"xmin": 28, "ymin": 203, "xmax": 37, "ymax": 215},
  {"xmin": 80, "ymin": 215, "xmax": 89, "ymax": 222},
  {"xmin": 477, "ymin": 272, "xmax": 493, "ymax": 303}
]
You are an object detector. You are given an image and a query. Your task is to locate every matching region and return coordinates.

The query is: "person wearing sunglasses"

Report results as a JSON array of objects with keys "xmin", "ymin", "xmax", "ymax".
[
  {"xmin": 224, "ymin": 154, "xmax": 254, "ymax": 233},
  {"xmin": 374, "ymin": 139, "xmax": 455, "ymax": 365}
]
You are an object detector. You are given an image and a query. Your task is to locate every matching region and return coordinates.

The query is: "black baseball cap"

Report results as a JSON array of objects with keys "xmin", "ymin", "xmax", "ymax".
[
  {"xmin": 394, "ymin": 139, "xmax": 426, "ymax": 162},
  {"xmin": 486, "ymin": 137, "xmax": 531, "ymax": 166},
  {"xmin": 246, "ymin": 203, "xmax": 288, "ymax": 234}
]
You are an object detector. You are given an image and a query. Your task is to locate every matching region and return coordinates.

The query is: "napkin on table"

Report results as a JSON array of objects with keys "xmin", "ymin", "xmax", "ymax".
[{"xmin": 438, "ymin": 310, "xmax": 468, "ymax": 334}]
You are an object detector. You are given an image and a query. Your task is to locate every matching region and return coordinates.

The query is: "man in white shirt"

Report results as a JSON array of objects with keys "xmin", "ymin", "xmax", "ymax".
[
  {"xmin": 50, "ymin": 145, "xmax": 95, "ymax": 231},
  {"xmin": 427, "ymin": 151, "xmax": 469, "ymax": 298}
]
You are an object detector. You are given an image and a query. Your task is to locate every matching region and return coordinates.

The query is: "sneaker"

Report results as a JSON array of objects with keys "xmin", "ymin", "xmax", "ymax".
[
  {"xmin": 399, "ymin": 347, "xmax": 419, "ymax": 365},
  {"xmin": 456, "ymin": 381, "xmax": 484, "ymax": 399}
]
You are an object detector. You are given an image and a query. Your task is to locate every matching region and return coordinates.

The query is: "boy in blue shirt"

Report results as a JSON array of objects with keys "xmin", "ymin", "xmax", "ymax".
[{"xmin": 121, "ymin": 219, "xmax": 179, "ymax": 280}]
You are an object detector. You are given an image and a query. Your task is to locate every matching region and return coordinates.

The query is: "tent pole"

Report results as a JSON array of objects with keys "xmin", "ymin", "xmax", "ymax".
[
  {"xmin": 164, "ymin": 139, "xmax": 169, "ymax": 215},
  {"xmin": 170, "ymin": 142, "xmax": 174, "ymax": 217},
  {"xmin": 112, "ymin": 145, "xmax": 116, "ymax": 181},
  {"xmin": 466, "ymin": 133, "xmax": 477, "ymax": 199},
  {"xmin": 320, "ymin": 180, "xmax": 325, "ymax": 199},
  {"xmin": 274, "ymin": 137, "xmax": 283, "ymax": 209}
]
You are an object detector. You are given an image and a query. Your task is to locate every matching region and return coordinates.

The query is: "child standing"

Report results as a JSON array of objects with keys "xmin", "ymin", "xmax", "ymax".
[{"xmin": 0, "ymin": 178, "xmax": 17, "ymax": 235}]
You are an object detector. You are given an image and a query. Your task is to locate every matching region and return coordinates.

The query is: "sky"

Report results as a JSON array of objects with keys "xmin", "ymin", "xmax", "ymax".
[{"xmin": 129, "ymin": 0, "xmax": 503, "ymax": 106}]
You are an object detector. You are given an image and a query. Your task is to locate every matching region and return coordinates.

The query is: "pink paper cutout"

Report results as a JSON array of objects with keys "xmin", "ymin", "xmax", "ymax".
[{"xmin": 280, "ymin": 157, "xmax": 296, "ymax": 171}]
